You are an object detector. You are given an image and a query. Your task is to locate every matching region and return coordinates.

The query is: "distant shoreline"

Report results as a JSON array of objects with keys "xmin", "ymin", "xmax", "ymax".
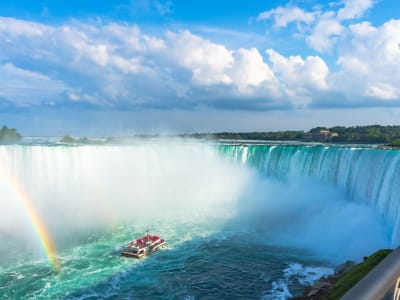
[
  {"xmin": 3, "ymin": 124, "xmax": 400, "ymax": 148},
  {"xmin": 3, "ymin": 136, "xmax": 400, "ymax": 151}
]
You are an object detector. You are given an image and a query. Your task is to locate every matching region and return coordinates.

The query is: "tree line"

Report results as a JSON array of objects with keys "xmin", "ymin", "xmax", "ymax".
[
  {"xmin": 185, "ymin": 125, "xmax": 400, "ymax": 145},
  {"xmin": 0, "ymin": 125, "xmax": 22, "ymax": 143},
  {"xmin": 3, "ymin": 124, "xmax": 400, "ymax": 146}
]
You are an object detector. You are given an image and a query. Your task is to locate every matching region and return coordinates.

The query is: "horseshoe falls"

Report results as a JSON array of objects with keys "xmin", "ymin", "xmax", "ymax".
[
  {"xmin": 0, "ymin": 141, "xmax": 398, "ymax": 299},
  {"xmin": 221, "ymin": 144, "xmax": 400, "ymax": 246}
]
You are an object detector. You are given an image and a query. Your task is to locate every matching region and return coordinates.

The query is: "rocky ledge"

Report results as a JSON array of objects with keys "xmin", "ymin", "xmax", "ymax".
[{"xmin": 293, "ymin": 249, "xmax": 392, "ymax": 300}]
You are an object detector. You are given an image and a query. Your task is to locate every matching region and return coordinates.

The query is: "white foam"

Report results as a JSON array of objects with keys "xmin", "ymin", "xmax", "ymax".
[
  {"xmin": 261, "ymin": 280, "xmax": 292, "ymax": 300},
  {"xmin": 284, "ymin": 263, "xmax": 333, "ymax": 286},
  {"xmin": 262, "ymin": 262, "xmax": 334, "ymax": 299}
]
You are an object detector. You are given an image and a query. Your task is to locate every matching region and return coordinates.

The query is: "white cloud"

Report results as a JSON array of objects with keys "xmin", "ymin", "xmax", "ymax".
[
  {"xmin": 1, "ymin": 11, "xmax": 399, "ymax": 112},
  {"xmin": 0, "ymin": 17, "xmax": 48, "ymax": 37},
  {"xmin": 0, "ymin": 18, "xmax": 287, "ymax": 108},
  {"xmin": 266, "ymin": 49, "xmax": 329, "ymax": 91},
  {"xmin": 365, "ymin": 83, "xmax": 399, "ymax": 100},
  {"xmin": 60, "ymin": 24, "xmax": 155, "ymax": 74},
  {"xmin": 166, "ymin": 33, "xmax": 281, "ymax": 97},
  {"xmin": 257, "ymin": 0, "xmax": 376, "ymax": 53},
  {"xmin": 110, "ymin": 56, "xmax": 144, "ymax": 74},
  {"xmin": 347, "ymin": 20, "xmax": 377, "ymax": 37},
  {"xmin": 0, "ymin": 63, "xmax": 66, "ymax": 105},
  {"xmin": 257, "ymin": 0, "xmax": 400, "ymax": 106},
  {"xmin": 73, "ymin": 40, "xmax": 110, "ymax": 66},
  {"xmin": 0, "ymin": 18, "xmax": 172, "ymax": 106},
  {"xmin": 103, "ymin": 23, "xmax": 166, "ymax": 52},
  {"xmin": 166, "ymin": 30, "xmax": 234, "ymax": 86},
  {"xmin": 334, "ymin": 19, "xmax": 400, "ymax": 101},
  {"xmin": 337, "ymin": 0, "xmax": 375, "ymax": 21},
  {"xmin": 257, "ymin": 6, "xmax": 316, "ymax": 28},
  {"xmin": 229, "ymin": 48, "xmax": 278, "ymax": 94},
  {"xmin": 336, "ymin": 56, "xmax": 369, "ymax": 75},
  {"xmin": 306, "ymin": 13, "xmax": 345, "ymax": 53}
]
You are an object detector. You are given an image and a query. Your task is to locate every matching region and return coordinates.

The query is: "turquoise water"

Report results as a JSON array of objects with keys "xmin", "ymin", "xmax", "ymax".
[
  {"xmin": 1, "ymin": 141, "xmax": 398, "ymax": 299},
  {"xmin": 219, "ymin": 144, "xmax": 400, "ymax": 243},
  {"xmin": 0, "ymin": 221, "xmax": 333, "ymax": 299}
]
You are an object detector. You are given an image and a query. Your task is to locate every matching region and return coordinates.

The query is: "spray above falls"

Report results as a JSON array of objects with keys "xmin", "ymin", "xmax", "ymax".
[
  {"xmin": 220, "ymin": 144, "xmax": 400, "ymax": 247},
  {"xmin": 0, "ymin": 141, "xmax": 397, "ymax": 266}
]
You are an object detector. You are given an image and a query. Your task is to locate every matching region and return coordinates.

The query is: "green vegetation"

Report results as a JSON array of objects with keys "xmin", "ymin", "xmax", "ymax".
[
  {"xmin": 0, "ymin": 125, "xmax": 22, "ymax": 143},
  {"xmin": 309, "ymin": 126, "xmax": 329, "ymax": 133},
  {"xmin": 329, "ymin": 125, "xmax": 400, "ymax": 143},
  {"xmin": 388, "ymin": 139, "xmax": 400, "ymax": 148},
  {"xmin": 62, "ymin": 125, "xmax": 400, "ymax": 145},
  {"xmin": 184, "ymin": 125, "xmax": 400, "ymax": 144},
  {"xmin": 326, "ymin": 249, "xmax": 393, "ymax": 299},
  {"xmin": 61, "ymin": 134, "xmax": 105, "ymax": 145},
  {"xmin": 182, "ymin": 131, "xmax": 305, "ymax": 141},
  {"xmin": 61, "ymin": 134, "xmax": 77, "ymax": 143}
]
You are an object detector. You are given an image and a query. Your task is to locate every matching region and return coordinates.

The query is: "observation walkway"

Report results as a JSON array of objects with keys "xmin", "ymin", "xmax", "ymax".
[{"xmin": 342, "ymin": 247, "xmax": 400, "ymax": 300}]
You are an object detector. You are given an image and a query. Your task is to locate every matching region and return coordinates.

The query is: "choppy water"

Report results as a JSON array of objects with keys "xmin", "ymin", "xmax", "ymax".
[
  {"xmin": 0, "ymin": 221, "xmax": 334, "ymax": 299},
  {"xmin": 1, "ymin": 140, "xmax": 398, "ymax": 299}
]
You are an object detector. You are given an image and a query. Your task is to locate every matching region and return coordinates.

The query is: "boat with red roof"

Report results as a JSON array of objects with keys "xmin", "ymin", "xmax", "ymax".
[{"xmin": 121, "ymin": 231, "xmax": 166, "ymax": 258}]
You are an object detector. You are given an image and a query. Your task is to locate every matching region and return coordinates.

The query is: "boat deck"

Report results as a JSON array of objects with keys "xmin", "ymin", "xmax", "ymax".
[{"xmin": 121, "ymin": 234, "xmax": 166, "ymax": 258}]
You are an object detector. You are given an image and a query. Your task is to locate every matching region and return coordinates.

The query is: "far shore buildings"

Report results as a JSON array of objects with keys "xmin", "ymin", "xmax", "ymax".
[{"xmin": 304, "ymin": 129, "xmax": 339, "ymax": 142}]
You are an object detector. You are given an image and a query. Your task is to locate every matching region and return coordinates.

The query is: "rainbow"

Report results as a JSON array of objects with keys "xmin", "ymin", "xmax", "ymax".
[{"xmin": 2, "ymin": 172, "xmax": 60, "ymax": 273}]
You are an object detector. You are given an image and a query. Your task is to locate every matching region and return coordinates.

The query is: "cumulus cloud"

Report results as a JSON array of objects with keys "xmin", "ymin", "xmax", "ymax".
[
  {"xmin": 265, "ymin": 49, "xmax": 329, "ymax": 107},
  {"xmin": 0, "ymin": 17, "xmax": 48, "ymax": 37},
  {"xmin": 0, "ymin": 2, "xmax": 399, "ymax": 113},
  {"xmin": 229, "ymin": 48, "xmax": 278, "ymax": 94},
  {"xmin": 166, "ymin": 32, "xmax": 279, "ymax": 94},
  {"xmin": 334, "ymin": 19, "xmax": 400, "ymax": 102},
  {"xmin": 337, "ymin": 0, "xmax": 375, "ymax": 21},
  {"xmin": 306, "ymin": 13, "xmax": 345, "ymax": 53},
  {"xmin": 266, "ymin": 49, "xmax": 329, "ymax": 91},
  {"xmin": 165, "ymin": 31, "xmax": 285, "ymax": 106},
  {"xmin": 256, "ymin": 0, "xmax": 400, "ymax": 107},
  {"xmin": 0, "ymin": 63, "xmax": 67, "ymax": 106},
  {"xmin": 365, "ymin": 84, "xmax": 399, "ymax": 100},
  {"xmin": 166, "ymin": 30, "xmax": 234, "ymax": 86},
  {"xmin": 257, "ymin": 6, "xmax": 316, "ymax": 28},
  {"xmin": 0, "ymin": 18, "xmax": 167, "ymax": 107},
  {"xmin": 257, "ymin": 0, "xmax": 375, "ymax": 53},
  {"xmin": 0, "ymin": 17, "xmax": 288, "ymax": 110}
]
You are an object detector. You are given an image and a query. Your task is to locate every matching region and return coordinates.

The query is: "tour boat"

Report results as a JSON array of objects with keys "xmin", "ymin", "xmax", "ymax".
[{"xmin": 121, "ymin": 232, "xmax": 166, "ymax": 258}]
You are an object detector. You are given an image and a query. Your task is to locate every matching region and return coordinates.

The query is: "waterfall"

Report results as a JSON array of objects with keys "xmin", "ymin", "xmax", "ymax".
[
  {"xmin": 0, "ymin": 142, "xmax": 397, "ymax": 257},
  {"xmin": 0, "ymin": 141, "xmax": 396, "ymax": 299},
  {"xmin": 220, "ymin": 144, "xmax": 400, "ymax": 245},
  {"xmin": 0, "ymin": 143, "xmax": 250, "ymax": 249}
]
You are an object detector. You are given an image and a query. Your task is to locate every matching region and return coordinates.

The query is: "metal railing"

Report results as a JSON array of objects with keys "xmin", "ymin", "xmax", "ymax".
[{"xmin": 342, "ymin": 247, "xmax": 400, "ymax": 300}]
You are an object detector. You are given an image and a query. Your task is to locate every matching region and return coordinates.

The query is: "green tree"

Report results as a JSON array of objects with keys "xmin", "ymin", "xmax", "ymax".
[{"xmin": 0, "ymin": 125, "xmax": 22, "ymax": 143}]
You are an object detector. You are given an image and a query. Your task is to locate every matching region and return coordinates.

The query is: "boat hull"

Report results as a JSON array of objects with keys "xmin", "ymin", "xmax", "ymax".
[{"xmin": 121, "ymin": 240, "xmax": 166, "ymax": 259}]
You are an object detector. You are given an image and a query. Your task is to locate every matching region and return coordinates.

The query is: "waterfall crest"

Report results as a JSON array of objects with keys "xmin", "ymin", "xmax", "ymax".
[{"xmin": 220, "ymin": 144, "xmax": 400, "ymax": 245}]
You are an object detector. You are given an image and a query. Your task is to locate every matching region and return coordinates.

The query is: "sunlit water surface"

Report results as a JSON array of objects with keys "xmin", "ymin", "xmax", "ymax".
[{"xmin": 1, "ymin": 140, "xmax": 396, "ymax": 299}]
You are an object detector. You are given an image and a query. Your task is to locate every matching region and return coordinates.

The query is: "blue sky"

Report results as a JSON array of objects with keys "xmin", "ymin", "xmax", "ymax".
[{"xmin": 0, "ymin": 0, "xmax": 400, "ymax": 135}]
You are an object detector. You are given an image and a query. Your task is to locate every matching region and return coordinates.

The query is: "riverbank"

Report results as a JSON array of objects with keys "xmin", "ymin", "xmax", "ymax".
[{"xmin": 294, "ymin": 249, "xmax": 393, "ymax": 299}]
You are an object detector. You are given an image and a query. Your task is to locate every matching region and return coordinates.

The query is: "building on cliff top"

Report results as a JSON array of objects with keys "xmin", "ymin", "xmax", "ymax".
[{"xmin": 304, "ymin": 130, "xmax": 339, "ymax": 142}]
